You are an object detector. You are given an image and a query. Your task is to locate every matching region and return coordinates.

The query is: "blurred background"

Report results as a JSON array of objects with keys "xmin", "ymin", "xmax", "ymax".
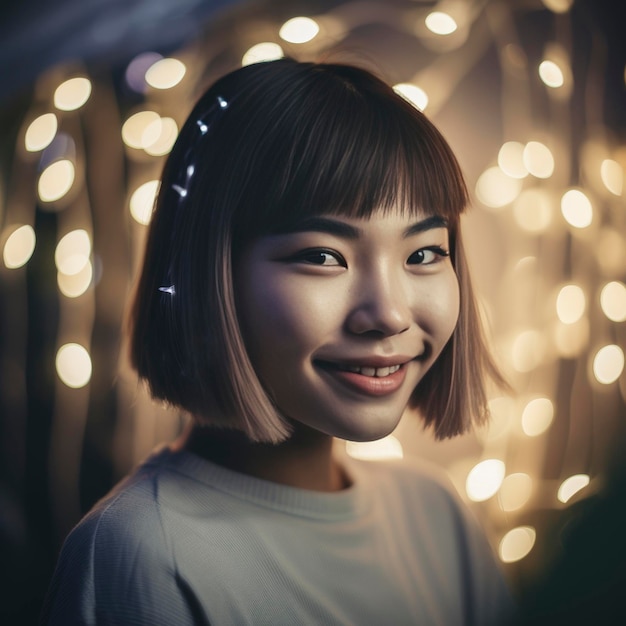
[{"xmin": 0, "ymin": 0, "xmax": 624, "ymax": 624}]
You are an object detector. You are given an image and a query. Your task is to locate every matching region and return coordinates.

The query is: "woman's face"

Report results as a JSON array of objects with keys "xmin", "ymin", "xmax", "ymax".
[{"xmin": 235, "ymin": 208, "xmax": 460, "ymax": 442}]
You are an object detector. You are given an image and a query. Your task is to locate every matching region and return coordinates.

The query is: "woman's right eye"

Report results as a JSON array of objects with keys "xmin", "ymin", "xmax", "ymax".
[{"xmin": 292, "ymin": 249, "xmax": 345, "ymax": 267}]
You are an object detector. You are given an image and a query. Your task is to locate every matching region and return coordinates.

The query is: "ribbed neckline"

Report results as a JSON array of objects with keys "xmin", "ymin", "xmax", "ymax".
[{"xmin": 144, "ymin": 446, "xmax": 371, "ymax": 522}]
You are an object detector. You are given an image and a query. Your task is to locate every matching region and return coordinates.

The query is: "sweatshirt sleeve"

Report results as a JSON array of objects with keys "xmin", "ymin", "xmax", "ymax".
[{"xmin": 41, "ymin": 488, "xmax": 201, "ymax": 626}]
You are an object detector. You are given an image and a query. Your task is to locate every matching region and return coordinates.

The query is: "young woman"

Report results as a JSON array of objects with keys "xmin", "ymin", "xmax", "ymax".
[{"xmin": 42, "ymin": 59, "xmax": 515, "ymax": 625}]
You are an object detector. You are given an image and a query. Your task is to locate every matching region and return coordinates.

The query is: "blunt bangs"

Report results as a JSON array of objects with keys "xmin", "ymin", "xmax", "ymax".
[{"xmin": 227, "ymin": 62, "xmax": 469, "ymax": 243}]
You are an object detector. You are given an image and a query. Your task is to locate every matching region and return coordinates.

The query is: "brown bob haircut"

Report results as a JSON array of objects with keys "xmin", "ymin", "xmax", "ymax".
[{"xmin": 129, "ymin": 58, "xmax": 505, "ymax": 443}]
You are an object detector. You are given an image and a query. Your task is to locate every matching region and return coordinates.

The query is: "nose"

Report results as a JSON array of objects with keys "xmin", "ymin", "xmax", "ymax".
[{"xmin": 345, "ymin": 270, "xmax": 413, "ymax": 337}]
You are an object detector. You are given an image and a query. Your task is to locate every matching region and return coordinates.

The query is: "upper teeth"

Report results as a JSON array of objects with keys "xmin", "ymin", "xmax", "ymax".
[{"xmin": 343, "ymin": 364, "xmax": 401, "ymax": 377}]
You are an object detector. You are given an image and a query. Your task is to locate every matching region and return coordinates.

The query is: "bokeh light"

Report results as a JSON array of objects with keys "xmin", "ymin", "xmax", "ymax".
[
  {"xmin": 499, "ymin": 527, "xmax": 536, "ymax": 563},
  {"xmin": 521, "ymin": 397, "xmax": 554, "ymax": 436},
  {"xmin": 122, "ymin": 111, "xmax": 161, "ymax": 150},
  {"xmin": 475, "ymin": 166, "xmax": 522, "ymax": 208},
  {"xmin": 393, "ymin": 83, "xmax": 428, "ymax": 110},
  {"xmin": 57, "ymin": 261, "xmax": 93, "ymax": 298},
  {"xmin": 144, "ymin": 117, "xmax": 178, "ymax": 156},
  {"xmin": 38, "ymin": 159, "xmax": 75, "ymax": 202},
  {"xmin": 557, "ymin": 474, "xmax": 590, "ymax": 503},
  {"xmin": 466, "ymin": 459, "xmax": 506, "ymax": 502},
  {"xmin": 498, "ymin": 141, "xmax": 528, "ymax": 178},
  {"xmin": 3, "ymin": 225, "xmax": 36, "ymax": 269},
  {"xmin": 560, "ymin": 189, "xmax": 593, "ymax": 228},
  {"xmin": 55, "ymin": 229, "xmax": 91, "ymax": 275},
  {"xmin": 345, "ymin": 435, "xmax": 404, "ymax": 461},
  {"xmin": 556, "ymin": 284, "xmax": 586, "ymax": 324},
  {"xmin": 54, "ymin": 77, "xmax": 92, "ymax": 111},
  {"xmin": 592, "ymin": 345, "xmax": 624, "ymax": 384},
  {"xmin": 242, "ymin": 42, "xmax": 284, "ymax": 66},
  {"xmin": 425, "ymin": 12, "xmax": 457, "ymax": 35},
  {"xmin": 55, "ymin": 343, "xmax": 92, "ymax": 388},
  {"xmin": 145, "ymin": 58, "xmax": 186, "ymax": 89},
  {"xmin": 499, "ymin": 473, "xmax": 533, "ymax": 511},
  {"xmin": 125, "ymin": 52, "xmax": 163, "ymax": 92},
  {"xmin": 130, "ymin": 180, "xmax": 159, "ymax": 225},
  {"xmin": 538, "ymin": 60, "xmax": 564, "ymax": 88},
  {"xmin": 279, "ymin": 17, "xmax": 320, "ymax": 43},
  {"xmin": 25, "ymin": 113, "xmax": 58, "ymax": 152},
  {"xmin": 541, "ymin": 0, "xmax": 574, "ymax": 13},
  {"xmin": 600, "ymin": 159, "xmax": 623, "ymax": 195},
  {"xmin": 523, "ymin": 141, "xmax": 555, "ymax": 178},
  {"xmin": 600, "ymin": 281, "xmax": 626, "ymax": 322}
]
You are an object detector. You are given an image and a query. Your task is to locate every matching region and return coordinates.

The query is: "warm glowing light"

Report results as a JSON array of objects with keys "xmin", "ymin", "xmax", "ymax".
[
  {"xmin": 600, "ymin": 281, "xmax": 626, "ymax": 322},
  {"xmin": 38, "ymin": 160, "xmax": 75, "ymax": 202},
  {"xmin": 58, "ymin": 261, "xmax": 93, "ymax": 298},
  {"xmin": 3, "ymin": 225, "xmax": 36, "ymax": 269},
  {"xmin": 513, "ymin": 189, "xmax": 552, "ymax": 232},
  {"xmin": 279, "ymin": 17, "xmax": 320, "ymax": 43},
  {"xmin": 145, "ymin": 58, "xmax": 186, "ymax": 89},
  {"xmin": 556, "ymin": 284, "xmax": 585, "ymax": 324},
  {"xmin": 523, "ymin": 141, "xmax": 555, "ymax": 178},
  {"xmin": 466, "ymin": 459, "xmax": 505, "ymax": 502},
  {"xmin": 125, "ymin": 52, "xmax": 163, "ymax": 92},
  {"xmin": 475, "ymin": 166, "xmax": 522, "ymax": 208},
  {"xmin": 425, "ymin": 11, "xmax": 457, "ymax": 35},
  {"xmin": 345, "ymin": 435, "xmax": 403, "ymax": 461},
  {"xmin": 54, "ymin": 77, "xmax": 92, "ymax": 111},
  {"xmin": 538, "ymin": 60, "xmax": 564, "ymax": 88},
  {"xmin": 511, "ymin": 330, "xmax": 545, "ymax": 372},
  {"xmin": 393, "ymin": 83, "xmax": 428, "ymax": 111},
  {"xmin": 557, "ymin": 474, "xmax": 590, "ymax": 503},
  {"xmin": 499, "ymin": 473, "xmax": 533, "ymax": 512},
  {"xmin": 56, "ymin": 343, "xmax": 92, "ymax": 388},
  {"xmin": 592, "ymin": 345, "xmax": 624, "ymax": 384},
  {"xmin": 242, "ymin": 42, "xmax": 284, "ymax": 66},
  {"xmin": 25, "ymin": 113, "xmax": 58, "ymax": 152},
  {"xmin": 122, "ymin": 111, "xmax": 161, "ymax": 150},
  {"xmin": 542, "ymin": 0, "xmax": 573, "ymax": 13},
  {"xmin": 561, "ymin": 189, "xmax": 593, "ymax": 228},
  {"xmin": 498, "ymin": 142, "xmax": 528, "ymax": 178},
  {"xmin": 55, "ymin": 229, "xmax": 91, "ymax": 275},
  {"xmin": 521, "ymin": 398, "xmax": 554, "ymax": 436},
  {"xmin": 600, "ymin": 159, "xmax": 623, "ymax": 195},
  {"xmin": 499, "ymin": 527, "xmax": 536, "ymax": 563},
  {"xmin": 130, "ymin": 180, "xmax": 159, "ymax": 225},
  {"xmin": 144, "ymin": 117, "xmax": 178, "ymax": 156}
]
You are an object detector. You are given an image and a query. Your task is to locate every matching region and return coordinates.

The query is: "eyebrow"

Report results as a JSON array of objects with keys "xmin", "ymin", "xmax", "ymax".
[{"xmin": 275, "ymin": 215, "xmax": 448, "ymax": 239}]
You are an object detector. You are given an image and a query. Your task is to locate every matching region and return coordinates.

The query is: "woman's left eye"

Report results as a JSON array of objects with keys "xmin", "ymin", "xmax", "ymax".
[{"xmin": 407, "ymin": 246, "xmax": 449, "ymax": 265}]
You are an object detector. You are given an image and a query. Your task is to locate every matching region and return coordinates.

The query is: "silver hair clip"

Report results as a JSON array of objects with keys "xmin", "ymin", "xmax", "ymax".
[{"xmin": 160, "ymin": 95, "xmax": 230, "ymax": 297}]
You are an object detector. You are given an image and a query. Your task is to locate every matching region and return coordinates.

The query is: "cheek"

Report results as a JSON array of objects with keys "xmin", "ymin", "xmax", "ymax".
[
  {"xmin": 237, "ymin": 274, "xmax": 340, "ymax": 357},
  {"xmin": 423, "ymin": 272, "xmax": 460, "ymax": 343}
]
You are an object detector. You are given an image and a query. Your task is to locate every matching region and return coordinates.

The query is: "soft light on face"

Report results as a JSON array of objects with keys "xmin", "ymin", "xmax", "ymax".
[{"xmin": 235, "ymin": 209, "xmax": 460, "ymax": 442}]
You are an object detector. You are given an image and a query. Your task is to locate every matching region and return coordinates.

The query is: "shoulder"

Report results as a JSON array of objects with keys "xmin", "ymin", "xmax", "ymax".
[{"xmin": 42, "ymin": 448, "xmax": 200, "ymax": 625}]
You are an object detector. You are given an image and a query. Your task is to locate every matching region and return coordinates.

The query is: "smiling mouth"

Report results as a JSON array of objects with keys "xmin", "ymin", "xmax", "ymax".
[
  {"xmin": 315, "ymin": 360, "xmax": 409, "ymax": 397},
  {"xmin": 331, "ymin": 363, "xmax": 402, "ymax": 378}
]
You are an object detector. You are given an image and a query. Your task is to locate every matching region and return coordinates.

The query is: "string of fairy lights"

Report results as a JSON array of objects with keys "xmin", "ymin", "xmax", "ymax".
[{"xmin": 1, "ymin": 0, "xmax": 625, "ymax": 575}]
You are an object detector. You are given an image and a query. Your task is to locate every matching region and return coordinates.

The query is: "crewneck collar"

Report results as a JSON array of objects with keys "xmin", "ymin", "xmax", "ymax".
[{"xmin": 145, "ymin": 445, "xmax": 371, "ymax": 522}]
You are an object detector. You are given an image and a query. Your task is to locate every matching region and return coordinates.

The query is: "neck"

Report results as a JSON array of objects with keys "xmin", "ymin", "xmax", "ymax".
[{"xmin": 181, "ymin": 423, "xmax": 349, "ymax": 492}]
